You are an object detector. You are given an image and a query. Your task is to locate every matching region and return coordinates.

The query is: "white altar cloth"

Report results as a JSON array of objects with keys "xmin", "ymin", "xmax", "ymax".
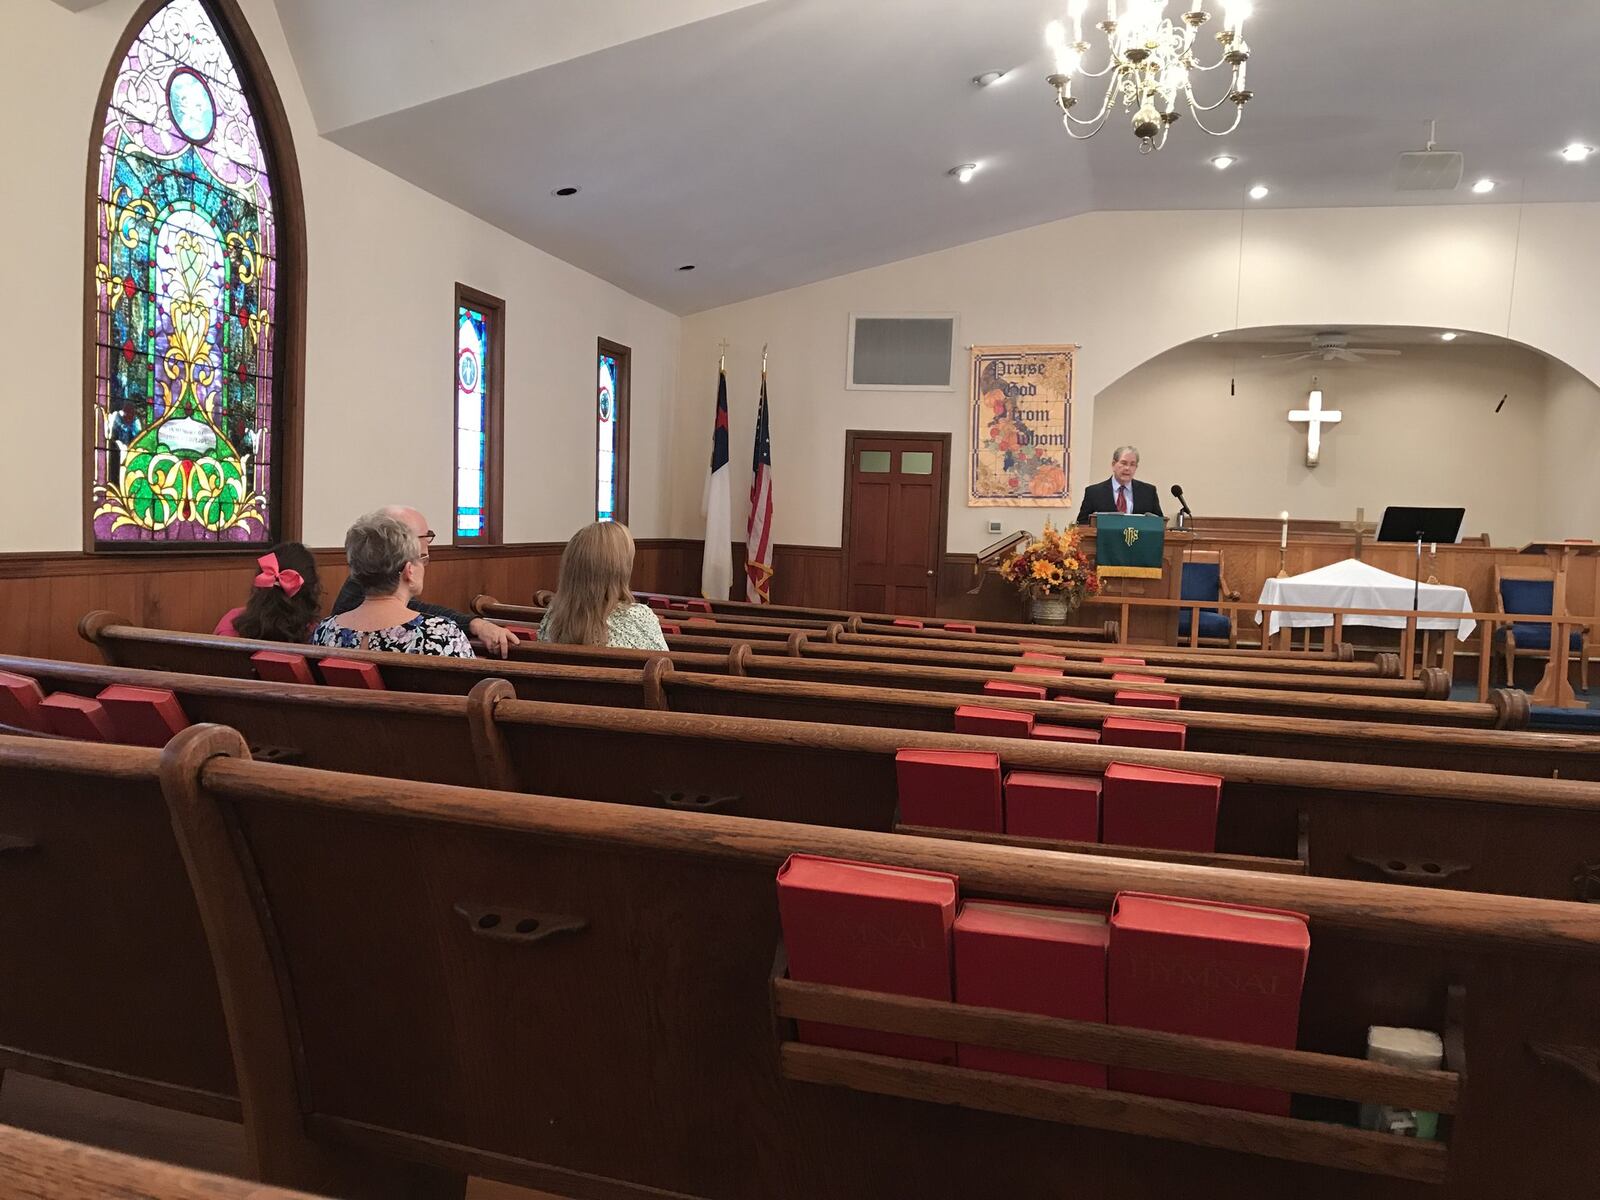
[{"xmin": 1255, "ymin": 558, "xmax": 1475, "ymax": 638}]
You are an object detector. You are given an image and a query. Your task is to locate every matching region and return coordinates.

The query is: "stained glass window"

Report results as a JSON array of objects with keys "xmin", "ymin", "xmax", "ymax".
[
  {"xmin": 455, "ymin": 306, "xmax": 489, "ymax": 539},
  {"xmin": 454, "ymin": 286, "xmax": 503, "ymax": 542},
  {"xmin": 597, "ymin": 339, "xmax": 631, "ymax": 524},
  {"xmin": 91, "ymin": 0, "xmax": 282, "ymax": 546}
]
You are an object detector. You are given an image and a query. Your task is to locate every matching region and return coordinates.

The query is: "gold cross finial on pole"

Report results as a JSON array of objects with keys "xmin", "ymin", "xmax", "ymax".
[
  {"xmin": 717, "ymin": 339, "xmax": 730, "ymax": 372},
  {"xmin": 761, "ymin": 342, "xmax": 768, "ymax": 376}
]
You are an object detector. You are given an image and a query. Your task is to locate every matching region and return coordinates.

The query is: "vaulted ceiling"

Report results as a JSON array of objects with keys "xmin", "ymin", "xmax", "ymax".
[{"xmin": 266, "ymin": 0, "xmax": 1600, "ymax": 314}]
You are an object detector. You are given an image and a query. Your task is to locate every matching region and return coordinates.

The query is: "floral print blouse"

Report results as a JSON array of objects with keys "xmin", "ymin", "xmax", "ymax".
[
  {"xmin": 538, "ymin": 601, "xmax": 669, "ymax": 651},
  {"xmin": 310, "ymin": 613, "xmax": 475, "ymax": 658}
]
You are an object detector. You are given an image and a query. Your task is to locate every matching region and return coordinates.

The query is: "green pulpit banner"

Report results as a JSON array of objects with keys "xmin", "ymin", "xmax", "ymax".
[{"xmin": 1095, "ymin": 515, "xmax": 1165, "ymax": 579}]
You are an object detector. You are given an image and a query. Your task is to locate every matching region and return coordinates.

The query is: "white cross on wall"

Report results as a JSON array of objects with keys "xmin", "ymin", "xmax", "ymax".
[{"xmin": 1288, "ymin": 384, "xmax": 1342, "ymax": 467}]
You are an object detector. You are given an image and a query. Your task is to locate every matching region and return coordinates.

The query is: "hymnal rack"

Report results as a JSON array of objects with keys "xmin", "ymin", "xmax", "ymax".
[{"xmin": 770, "ymin": 945, "xmax": 1462, "ymax": 1184}]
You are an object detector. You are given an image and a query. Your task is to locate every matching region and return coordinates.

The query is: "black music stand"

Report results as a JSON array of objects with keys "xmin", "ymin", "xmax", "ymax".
[{"xmin": 1376, "ymin": 506, "xmax": 1465, "ymax": 611}]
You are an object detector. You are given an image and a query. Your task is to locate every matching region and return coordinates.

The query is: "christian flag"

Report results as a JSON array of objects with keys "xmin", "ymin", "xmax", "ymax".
[
  {"xmin": 745, "ymin": 366, "xmax": 775, "ymax": 602},
  {"xmin": 700, "ymin": 366, "xmax": 733, "ymax": 599}
]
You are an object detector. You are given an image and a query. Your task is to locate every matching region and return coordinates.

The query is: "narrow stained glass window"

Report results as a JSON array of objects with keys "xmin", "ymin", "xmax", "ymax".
[
  {"xmin": 91, "ymin": 0, "xmax": 285, "ymax": 545},
  {"xmin": 596, "ymin": 339, "xmax": 631, "ymax": 524},
  {"xmin": 455, "ymin": 307, "xmax": 488, "ymax": 539}
]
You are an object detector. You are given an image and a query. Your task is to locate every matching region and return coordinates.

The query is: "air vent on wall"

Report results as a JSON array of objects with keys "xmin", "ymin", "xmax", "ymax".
[{"xmin": 847, "ymin": 314, "xmax": 957, "ymax": 390}]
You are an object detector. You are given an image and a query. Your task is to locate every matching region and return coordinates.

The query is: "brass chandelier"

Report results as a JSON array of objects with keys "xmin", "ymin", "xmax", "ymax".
[{"xmin": 1045, "ymin": 0, "xmax": 1253, "ymax": 153}]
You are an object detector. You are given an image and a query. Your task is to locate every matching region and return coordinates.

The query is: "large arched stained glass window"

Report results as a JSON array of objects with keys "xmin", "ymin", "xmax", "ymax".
[{"xmin": 90, "ymin": 0, "xmax": 294, "ymax": 547}]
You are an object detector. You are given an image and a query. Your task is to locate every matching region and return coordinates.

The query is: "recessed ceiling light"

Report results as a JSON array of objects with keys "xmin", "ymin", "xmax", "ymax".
[
  {"xmin": 1470, "ymin": 178, "xmax": 1496, "ymax": 194},
  {"xmin": 972, "ymin": 70, "xmax": 1007, "ymax": 87},
  {"xmin": 551, "ymin": 186, "xmax": 580, "ymax": 197},
  {"xmin": 677, "ymin": 264, "xmax": 696, "ymax": 272},
  {"xmin": 1440, "ymin": 331, "xmax": 1458, "ymax": 341},
  {"xmin": 949, "ymin": 163, "xmax": 979, "ymax": 183},
  {"xmin": 1211, "ymin": 154, "xmax": 1236, "ymax": 170},
  {"xmin": 1560, "ymin": 143, "xmax": 1594, "ymax": 163},
  {"xmin": 1248, "ymin": 183, "xmax": 1269, "ymax": 200}
]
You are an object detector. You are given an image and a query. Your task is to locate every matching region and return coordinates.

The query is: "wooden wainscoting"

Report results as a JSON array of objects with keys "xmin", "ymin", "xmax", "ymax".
[{"xmin": 0, "ymin": 540, "xmax": 705, "ymax": 663}]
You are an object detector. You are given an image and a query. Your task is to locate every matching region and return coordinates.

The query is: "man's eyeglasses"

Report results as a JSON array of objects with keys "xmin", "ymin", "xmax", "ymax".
[{"xmin": 422, "ymin": 530, "xmax": 437, "ymax": 545}]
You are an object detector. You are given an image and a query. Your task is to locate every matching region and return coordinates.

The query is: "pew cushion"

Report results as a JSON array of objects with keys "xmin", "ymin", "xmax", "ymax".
[
  {"xmin": 96, "ymin": 685, "xmax": 191, "ymax": 748},
  {"xmin": 1101, "ymin": 763, "xmax": 1222, "ymax": 853},
  {"xmin": 1101, "ymin": 717, "xmax": 1187, "ymax": 751},
  {"xmin": 39, "ymin": 693, "xmax": 116, "ymax": 741},
  {"xmin": 1114, "ymin": 690, "xmax": 1182, "ymax": 710},
  {"xmin": 955, "ymin": 705, "xmax": 1035, "ymax": 739},
  {"xmin": 1004, "ymin": 771, "xmax": 1101, "ymax": 842},
  {"xmin": 0, "ymin": 670, "xmax": 48, "ymax": 733},
  {"xmin": 250, "ymin": 650, "xmax": 317, "ymax": 685},
  {"xmin": 1032, "ymin": 724, "xmax": 1101, "ymax": 744},
  {"xmin": 982, "ymin": 680, "xmax": 1047, "ymax": 701},
  {"xmin": 895, "ymin": 749, "xmax": 1003, "ymax": 833},
  {"xmin": 318, "ymin": 658, "xmax": 386, "ymax": 690}
]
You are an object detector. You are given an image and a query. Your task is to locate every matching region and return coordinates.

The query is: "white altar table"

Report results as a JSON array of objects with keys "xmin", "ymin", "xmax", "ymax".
[{"xmin": 1255, "ymin": 558, "xmax": 1475, "ymax": 638}]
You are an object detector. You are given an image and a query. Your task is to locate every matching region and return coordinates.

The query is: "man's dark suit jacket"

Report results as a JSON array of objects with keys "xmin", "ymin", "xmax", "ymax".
[{"xmin": 1074, "ymin": 477, "xmax": 1163, "ymax": 525}]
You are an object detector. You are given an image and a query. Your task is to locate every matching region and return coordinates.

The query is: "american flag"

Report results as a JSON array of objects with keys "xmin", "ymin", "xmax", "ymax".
[{"xmin": 745, "ymin": 364, "xmax": 775, "ymax": 602}]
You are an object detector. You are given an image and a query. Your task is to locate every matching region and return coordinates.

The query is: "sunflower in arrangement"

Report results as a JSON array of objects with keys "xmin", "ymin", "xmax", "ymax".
[{"xmin": 1000, "ymin": 520, "xmax": 1101, "ymax": 607}]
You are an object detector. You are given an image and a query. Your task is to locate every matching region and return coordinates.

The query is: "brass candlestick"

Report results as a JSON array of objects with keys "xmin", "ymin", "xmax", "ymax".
[{"xmin": 1277, "ymin": 547, "xmax": 1288, "ymax": 578}]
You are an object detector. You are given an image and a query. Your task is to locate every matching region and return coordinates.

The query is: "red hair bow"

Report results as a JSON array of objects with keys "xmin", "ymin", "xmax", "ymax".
[{"xmin": 253, "ymin": 553, "xmax": 304, "ymax": 598}]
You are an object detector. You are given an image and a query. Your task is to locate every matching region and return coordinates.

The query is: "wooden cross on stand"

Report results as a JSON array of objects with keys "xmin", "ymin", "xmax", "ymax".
[{"xmin": 1344, "ymin": 506, "xmax": 1372, "ymax": 560}]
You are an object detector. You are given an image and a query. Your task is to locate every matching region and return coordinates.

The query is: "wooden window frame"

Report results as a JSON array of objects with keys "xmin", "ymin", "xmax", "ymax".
[
  {"xmin": 83, "ymin": 0, "xmax": 307, "ymax": 553},
  {"xmin": 597, "ymin": 337, "xmax": 631, "ymax": 525},
  {"xmin": 453, "ymin": 284, "xmax": 506, "ymax": 545}
]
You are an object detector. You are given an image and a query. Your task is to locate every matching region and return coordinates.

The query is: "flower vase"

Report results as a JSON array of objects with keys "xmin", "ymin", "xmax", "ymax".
[{"xmin": 1029, "ymin": 595, "xmax": 1073, "ymax": 626}]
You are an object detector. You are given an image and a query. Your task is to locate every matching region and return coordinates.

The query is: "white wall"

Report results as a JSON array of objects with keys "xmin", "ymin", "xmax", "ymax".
[
  {"xmin": 1092, "ymin": 340, "xmax": 1551, "ymax": 546},
  {"xmin": 1544, "ymin": 359, "xmax": 1600, "ymax": 539},
  {"xmin": 0, "ymin": 0, "xmax": 682, "ymax": 552},
  {"xmin": 676, "ymin": 204, "xmax": 1600, "ymax": 553}
]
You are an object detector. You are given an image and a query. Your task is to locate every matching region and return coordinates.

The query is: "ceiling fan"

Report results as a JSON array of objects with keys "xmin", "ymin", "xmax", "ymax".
[{"xmin": 1260, "ymin": 331, "xmax": 1403, "ymax": 364}]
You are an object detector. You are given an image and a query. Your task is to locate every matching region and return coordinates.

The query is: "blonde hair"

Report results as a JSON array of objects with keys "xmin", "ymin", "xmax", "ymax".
[{"xmin": 543, "ymin": 522, "xmax": 638, "ymax": 645}]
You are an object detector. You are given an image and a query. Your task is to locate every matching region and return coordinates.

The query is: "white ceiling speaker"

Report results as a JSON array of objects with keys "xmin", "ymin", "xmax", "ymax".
[
  {"xmin": 1260, "ymin": 331, "xmax": 1404, "ymax": 364},
  {"xmin": 1394, "ymin": 120, "xmax": 1464, "ymax": 191}
]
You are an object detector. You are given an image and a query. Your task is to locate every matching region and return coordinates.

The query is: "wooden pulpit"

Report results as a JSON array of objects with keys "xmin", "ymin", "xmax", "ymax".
[{"xmin": 1517, "ymin": 541, "xmax": 1600, "ymax": 708}]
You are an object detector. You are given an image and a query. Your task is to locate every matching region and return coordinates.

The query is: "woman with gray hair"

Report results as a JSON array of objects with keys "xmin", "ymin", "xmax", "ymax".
[{"xmin": 310, "ymin": 511, "xmax": 474, "ymax": 657}]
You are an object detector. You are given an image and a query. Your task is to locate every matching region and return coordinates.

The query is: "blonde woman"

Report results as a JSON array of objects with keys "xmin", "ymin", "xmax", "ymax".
[{"xmin": 539, "ymin": 522, "xmax": 669, "ymax": 651}]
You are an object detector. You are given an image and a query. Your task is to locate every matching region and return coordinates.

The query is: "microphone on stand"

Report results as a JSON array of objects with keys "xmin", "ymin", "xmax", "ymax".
[{"xmin": 1171, "ymin": 484, "xmax": 1193, "ymax": 531}]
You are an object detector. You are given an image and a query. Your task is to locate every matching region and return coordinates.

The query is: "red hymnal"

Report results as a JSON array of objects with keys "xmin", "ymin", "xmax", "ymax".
[
  {"xmin": 683, "ymin": 599, "xmax": 713, "ymax": 613},
  {"xmin": 1101, "ymin": 762, "xmax": 1222, "ymax": 852},
  {"xmin": 777, "ymin": 853, "xmax": 959, "ymax": 1062},
  {"xmin": 96, "ymin": 685, "xmax": 190, "ymax": 748},
  {"xmin": 39, "ymin": 694, "xmax": 115, "ymax": 741},
  {"xmin": 1032, "ymin": 724, "xmax": 1101, "ymax": 744},
  {"xmin": 983, "ymin": 680, "xmax": 1047, "ymax": 702},
  {"xmin": 1012, "ymin": 664, "xmax": 1065, "ymax": 678},
  {"xmin": 1102, "ymin": 656, "xmax": 1146, "ymax": 666},
  {"xmin": 0, "ymin": 671, "xmax": 47, "ymax": 733},
  {"xmin": 1101, "ymin": 717, "xmax": 1187, "ymax": 751},
  {"xmin": 895, "ymin": 748, "xmax": 1002, "ymax": 832},
  {"xmin": 251, "ymin": 650, "xmax": 316, "ymax": 685},
  {"xmin": 318, "ymin": 658, "xmax": 386, "ymax": 690},
  {"xmin": 504, "ymin": 625, "xmax": 540, "ymax": 641},
  {"xmin": 1111, "ymin": 672, "xmax": 1167, "ymax": 685},
  {"xmin": 659, "ymin": 622, "xmax": 682, "ymax": 636},
  {"xmin": 643, "ymin": 595, "xmax": 669, "ymax": 610},
  {"xmin": 955, "ymin": 900, "xmax": 1109, "ymax": 1086},
  {"xmin": 942, "ymin": 622, "xmax": 977, "ymax": 633},
  {"xmin": 955, "ymin": 705, "xmax": 1035, "ymax": 739},
  {"xmin": 1114, "ymin": 689, "xmax": 1182, "ymax": 710},
  {"xmin": 685, "ymin": 617, "xmax": 716, "ymax": 626},
  {"xmin": 892, "ymin": 618, "xmax": 925, "ymax": 629},
  {"xmin": 1108, "ymin": 892, "xmax": 1310, "ymax": 1114},
  {"xmin": 1004, "ymin": 771, "xmax": 1100, "ymax": 842}
]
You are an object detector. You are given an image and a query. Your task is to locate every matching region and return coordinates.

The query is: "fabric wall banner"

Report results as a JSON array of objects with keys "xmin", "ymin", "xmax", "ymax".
[
  {"xmin": 1096, "ymin": 515, "xmax": 1165, "ymax": 579},
  {"xmin": 968, "ymin": 344, "xmax": 1076, "ymax": 507}
]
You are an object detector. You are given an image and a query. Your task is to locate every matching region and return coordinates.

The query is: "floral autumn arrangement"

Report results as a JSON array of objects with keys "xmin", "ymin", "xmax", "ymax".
[{"xmin": 1000, "ymin": 521, "xmax": 1101, "ymax": 605}]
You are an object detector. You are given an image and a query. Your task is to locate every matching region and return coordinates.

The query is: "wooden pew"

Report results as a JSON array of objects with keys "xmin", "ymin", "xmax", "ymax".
[
  {"xmin": 161, "ymin": 724, "xmax": 1600, "ymax": 1200},
  {"xmin": 82, "ymin": 616, "xmax": 1521, "ymax": 729},
  {"xmin": 0, "ymin": 1123, "xmax": 326, "ymax": 1200},
  {"xmin": 0, "ymin": 737, "xmax": 236, "ymax": 1121},
  {"xmin": 11, "ymin": 656, "xmax": 1600, "ymax": 899},
  {"xmin": 475, "ymin": 594, "xmax": 1373, "ymax": 674}
]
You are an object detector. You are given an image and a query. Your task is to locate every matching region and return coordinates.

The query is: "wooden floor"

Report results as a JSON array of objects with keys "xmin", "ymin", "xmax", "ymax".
[{"xmin": 0, "ymin": 1071, "xmax": 562, "ymax": 1199}]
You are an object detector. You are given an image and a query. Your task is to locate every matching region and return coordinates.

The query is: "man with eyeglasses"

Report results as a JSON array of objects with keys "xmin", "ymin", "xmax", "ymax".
[{"xmin": 329, "ymin": 505, "xmax": 520, "ymax": 658}]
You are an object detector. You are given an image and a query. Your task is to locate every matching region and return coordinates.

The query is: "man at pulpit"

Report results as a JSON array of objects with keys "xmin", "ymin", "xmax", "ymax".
[{"xmin": 1076, "ymin": 445, "xmax": 1164, "ymax": 524}]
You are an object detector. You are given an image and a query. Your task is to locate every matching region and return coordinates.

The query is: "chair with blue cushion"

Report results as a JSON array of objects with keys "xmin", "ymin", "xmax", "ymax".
[
  {"xmin": 1177, "ymin": 551, "xmax": 1239, "ymax": 648},
  {"xmin": 1494, "ymin": 566, "xmax": 1590, "ymax": 692}
]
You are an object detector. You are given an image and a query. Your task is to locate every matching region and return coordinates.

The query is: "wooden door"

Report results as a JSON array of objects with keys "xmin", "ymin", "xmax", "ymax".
[{"xmin": 842, "ymin": 431, "xmax": 948, "ymax": 616}]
